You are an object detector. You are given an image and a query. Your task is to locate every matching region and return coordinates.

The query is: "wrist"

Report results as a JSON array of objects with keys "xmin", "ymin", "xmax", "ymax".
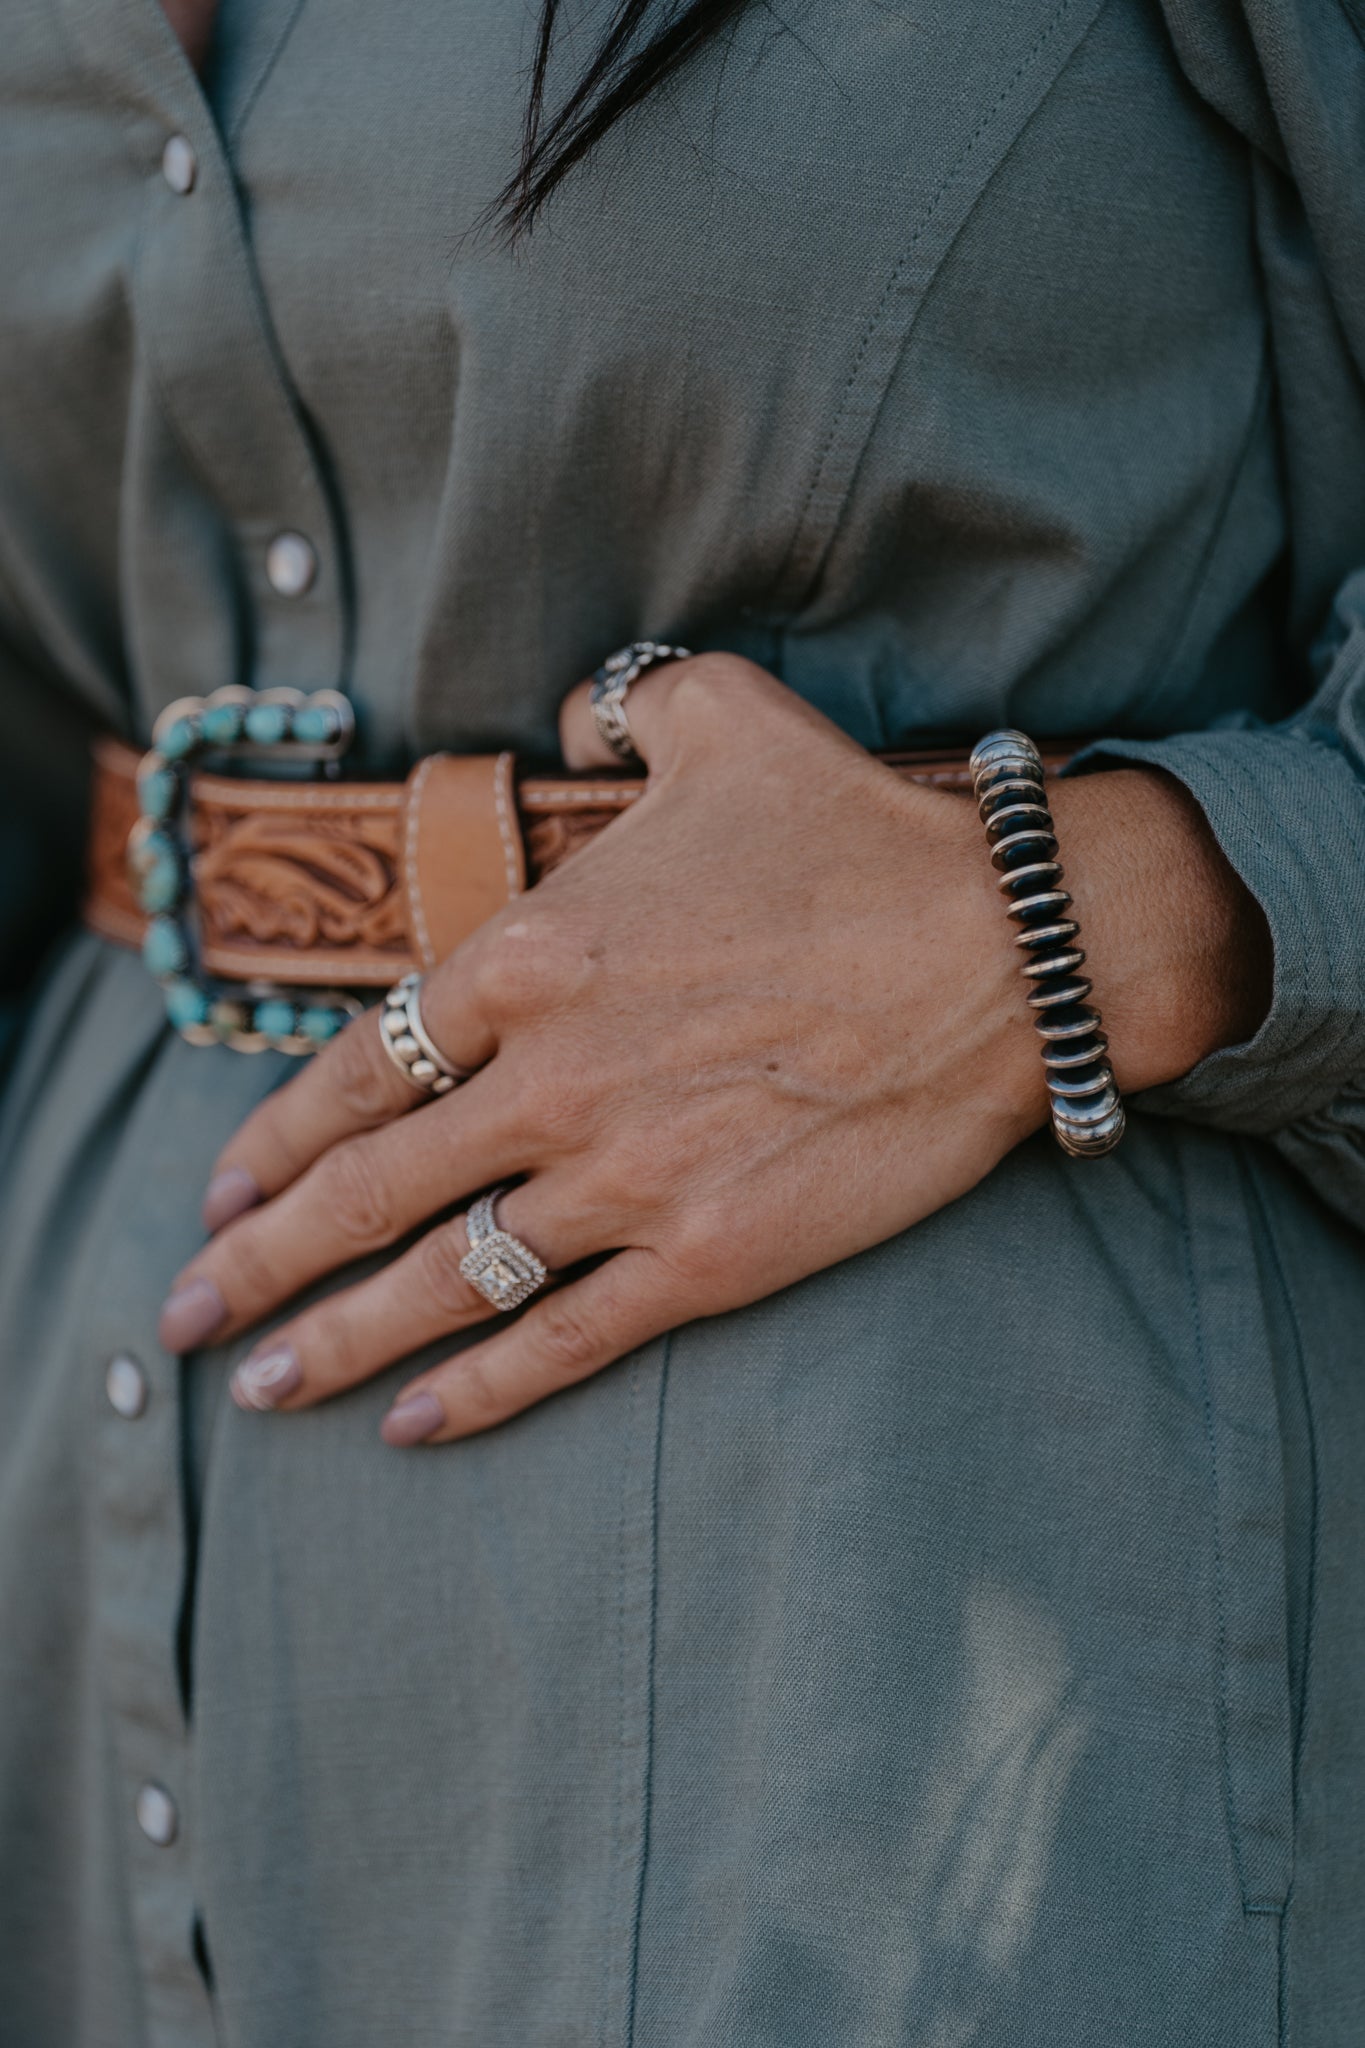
[
  {"xmin": 1046, "ymin": 766, "xmax": 1272, "ymax": 1096},
  {"xmin": 905, "ymin": 777, "xmax": 1054, "ymax": 1140}
]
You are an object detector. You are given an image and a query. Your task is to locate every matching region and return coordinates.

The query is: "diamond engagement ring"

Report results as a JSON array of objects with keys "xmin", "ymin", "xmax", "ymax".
[
  {"xmin": 588, "ymin": 640, "xmax": 692, "ymax": 762},
  {"xmin": 459, "ymin": 1187, "xmax": 548, "ymax": 1311},
  {"xmin": 378, "ymin": 973, "xmax": 468, "ymax": 1096}
]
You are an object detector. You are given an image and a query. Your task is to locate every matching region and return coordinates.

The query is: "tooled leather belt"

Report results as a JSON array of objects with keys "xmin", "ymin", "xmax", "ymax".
[{"xmin": 83, "ymin": 686, "xmax": 1077, "ymax": 1053}]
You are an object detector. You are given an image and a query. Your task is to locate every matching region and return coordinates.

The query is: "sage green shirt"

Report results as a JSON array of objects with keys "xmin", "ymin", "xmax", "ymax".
[{"xmin": 0, "ymin": 3, "xmax": 1362, "ymax": 2044}]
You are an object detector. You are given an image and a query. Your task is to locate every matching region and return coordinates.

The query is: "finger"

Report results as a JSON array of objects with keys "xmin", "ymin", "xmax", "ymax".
[
  {"xmin": 203, "ymin": 962, "xmax": 497, "ymax": 1227},
  {"xmin": 557, "ymin": 658, "xmax": 706, "ymax": 775},
  {"xmin": 558, "ymin": 676, "xmax": 618, "ymax": 770},
  {"xmin": 160, "ymin": 1065, "xmax": 518, "ymax": 1351},
  {"xmin": 379, "ymin": 1247, "xmax": 687, "ymax": 1443},
  {"xmin": 225, "ymin": 1177, "xmax": 593, "ymax": 1413}
]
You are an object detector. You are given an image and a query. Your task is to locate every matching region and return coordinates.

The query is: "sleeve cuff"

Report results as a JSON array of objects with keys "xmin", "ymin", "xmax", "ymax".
[{"xmin": 1065, "ymin": 724, "xmax": 1365, "ymax": 1136}]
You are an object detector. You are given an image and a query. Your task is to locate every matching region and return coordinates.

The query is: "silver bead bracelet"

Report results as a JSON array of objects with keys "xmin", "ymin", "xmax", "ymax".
[{"xmin": 969, "ymin": 729, "xmax": 1126, "ymax": 1158}]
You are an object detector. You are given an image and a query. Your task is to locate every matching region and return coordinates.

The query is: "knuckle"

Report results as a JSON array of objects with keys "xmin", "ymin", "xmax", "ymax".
[
  {"xmin": 519, "ymin": 1067, "xmax": 596, "ymax": 1152},
  {"xmin": 304, "ymin": 1300, "xmax": 364, "ymax": 1388},
  {"xmin": 213, "ymin": 1218, "xmax": 283, "ymax": 1308},
  {"xmin": 447, "ymin": 1348, "xmax": 505, "ymax": 1423},
  {"xmin": 413, "ymin": 1225, "xmax": 479, "ymax": 1319},
  {"xmin": 472, "ymin": 917, "xmax": 588, "ymax": 1023},
  {"xmin": 534, "ymin": 1293, "xmax": 599, "ymax": 1382},
  {"xmin": 671, "ymin": 653, "xmax": 761, "ymax": 722},
  {"xmin": 661, "ymin": 1207, "xmax": 725, "ymax": 1286},
  {"xmin": 329, "ymin": 1016, "xmax": 398, "ymax": 1122},
  {"xmin": 317, "ymin": 1142, "xmax": 392, "ymax": 1247},
  {"xmin": 599, "ymin": 1123, "xmax": 671, "ymax": 1203}
]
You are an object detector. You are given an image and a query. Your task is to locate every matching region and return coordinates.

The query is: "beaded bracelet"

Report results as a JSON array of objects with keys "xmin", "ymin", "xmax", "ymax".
[{"xmin": 968, "ymin": 729, "xmax": 1126, "ymax": 1158}]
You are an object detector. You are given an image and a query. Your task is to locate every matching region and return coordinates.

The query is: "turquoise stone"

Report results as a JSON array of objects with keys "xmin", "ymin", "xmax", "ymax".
[
  {"xmin": 132, "ymin": 829, "xmax": 181, "ymax": 913},
  {"xmin": 164, "ymin": 978, "xmax": 209, "ymax": 1030},
  {"xmin": 253, "ymin": 998, "xmax": 297, "ymax": 1039},
  {"xmin": 210, "ymin": 997, "xmax": 250, "ymax": 1040},
  {"xmin": 292, "ymin": 701, "xmax": 337, "ymax": 744},
  {"xmin": 244, "ymin": 701, "xmax": 291, "ymax": 744},
  {"xmin": 200, "ymin": 700, "xmax": 245, "ymax": 745},
  {"xmin": 158, "ymin": 715, "xmax": 199, "ymax": 761},
  {"xmin": 136, "ymin": 763, "xmax": 178, "ymax": 821},
  {"xmin": 299, "ymin": 1005, "xmax": 343, "ymax": 1044},
  {"xmin": 142, "ymin": 916, "xmax": 188, "ymax": 979}
]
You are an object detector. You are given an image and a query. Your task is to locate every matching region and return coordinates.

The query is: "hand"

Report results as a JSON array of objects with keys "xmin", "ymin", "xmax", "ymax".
[{"xmin": 157, "ymin": 656, "xmax": 1268, "ymax": 1442}]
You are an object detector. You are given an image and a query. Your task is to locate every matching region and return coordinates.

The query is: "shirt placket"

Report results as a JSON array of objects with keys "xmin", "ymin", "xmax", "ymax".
[{"xmin": 53, "ymin": 4, "xmax": 348, "ymax": 2038}]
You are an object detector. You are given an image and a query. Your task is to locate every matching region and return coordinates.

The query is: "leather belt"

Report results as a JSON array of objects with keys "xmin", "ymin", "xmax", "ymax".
[{"xmin": 85, "ymin": 733, "xmax": 1077, "ymax": 991}]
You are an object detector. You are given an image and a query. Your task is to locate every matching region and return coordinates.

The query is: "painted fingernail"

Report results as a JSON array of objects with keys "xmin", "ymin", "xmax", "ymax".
[
  {"xmin": 231, "ymin": 1345, "xmax": 301, "ymax": 1412},
  {"xmin": 203, "ymin": 1167, "xmax": 261, "ymax": 1234},
  {"xmin": 380, "ymin": 1391, "xmax": 446, "ymax": 1447},
  {"xmin": 158, "ymin": 1277, "xmax": 228, "ymax": 1354}
]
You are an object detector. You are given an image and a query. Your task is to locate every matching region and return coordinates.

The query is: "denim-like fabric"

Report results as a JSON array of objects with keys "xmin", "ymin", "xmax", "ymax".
[{"xmin": 0, "ymin": 1, "xmax": 1362, "ymax": 2042}]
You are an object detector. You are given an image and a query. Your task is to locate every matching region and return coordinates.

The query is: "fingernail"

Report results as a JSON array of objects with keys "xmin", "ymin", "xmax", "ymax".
[
  {"xmin": 158, "ymin": 1277, "xmax": 228, "ymax": 1354},
  {"xmin": 203, "ymin": 1167, "xmax": 261, "ymax": 1234},
  {"xmin": 231, "ymin": 1345, "xmax": 301, "ymax": 1412},
  {"xmin": 380, "ymin": 1391, "xmax": 445, "ymax": 1447}
]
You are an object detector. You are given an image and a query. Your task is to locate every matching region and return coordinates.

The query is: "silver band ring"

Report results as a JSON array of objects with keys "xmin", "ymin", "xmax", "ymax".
[
  {"xmin": 588, "ymin": 640, "xmax": 692, "ymax": 763},
  {"xmin": 379, "ymin": 973, "xmax": 468, "ymax": 1097},
  {"xmin": 459, "ymin": 1187, "xmax": 549, "ymax": 1311}
]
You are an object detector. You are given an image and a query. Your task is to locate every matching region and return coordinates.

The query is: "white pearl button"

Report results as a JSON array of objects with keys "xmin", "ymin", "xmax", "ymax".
[
  {"xmin": 135, "ymin": 1783, "xmax": 178, "ymax": 1846},
  {"xmin": 105, "ymin": 1353, "xmax": 148, "ymax": 1420},
  {"xmin": 265, "ymin": 531, "xmax": 317, "ymax": 598},
  {"xmin": 161, "ymin": 135, "xmax": 197, "ymax": 195}
]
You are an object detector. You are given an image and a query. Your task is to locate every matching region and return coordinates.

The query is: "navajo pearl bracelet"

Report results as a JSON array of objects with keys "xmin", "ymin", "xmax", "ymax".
[{"xmin": 969, "ymin": 729, "xmax": 1126, "ymax": 1158}]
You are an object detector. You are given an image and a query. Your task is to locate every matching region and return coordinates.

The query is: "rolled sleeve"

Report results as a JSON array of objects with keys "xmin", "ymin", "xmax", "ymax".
[{"xmin": 1071, "ymin": 580, "xmax": 1365, "ymax": 1227}]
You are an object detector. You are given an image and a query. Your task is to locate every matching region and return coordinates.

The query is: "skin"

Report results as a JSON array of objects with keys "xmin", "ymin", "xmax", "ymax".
[{"xmin": 157, "ymin": 656, "xmax": 1271, "ymax": 1444}]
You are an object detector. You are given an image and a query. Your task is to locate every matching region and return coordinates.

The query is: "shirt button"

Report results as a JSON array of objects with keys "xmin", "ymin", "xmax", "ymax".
[
  {"xmin": 105, "ymin": 1353, "xmax": 148, "ymax": 1420},
  {"xmin": 135, "ymin": 1783, "xmax": 179, "ymax": 1847},
  {"xmin": 265, "ymin": 531, "xmax": 317, "ymax": 598},
  {"xmin": 161, "ymin": 134, "xmax": 198, "ymax": 195}
]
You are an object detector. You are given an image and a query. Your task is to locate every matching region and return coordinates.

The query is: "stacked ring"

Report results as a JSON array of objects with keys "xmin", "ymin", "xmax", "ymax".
[
  {"xmin": 459, "ymin": 1187, "xmax": 549, "ymax": 1311},
  {"xmin": 379, "ymin": 973, "xmax": 468, "ymax": 1097}
]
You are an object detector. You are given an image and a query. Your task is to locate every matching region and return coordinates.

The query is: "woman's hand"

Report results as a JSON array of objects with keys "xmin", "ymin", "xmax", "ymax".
[{"xmin": 157, "ymin": 655, "xmax": 1269, "ymax": 1443}]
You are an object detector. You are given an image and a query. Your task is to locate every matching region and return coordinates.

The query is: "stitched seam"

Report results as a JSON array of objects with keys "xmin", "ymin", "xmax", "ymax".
[
  {"xmin": 1247, "ymin": 1157, "xmax": 1322, "ymax": 1926},
  {"xmin": 1283, "ymin": 733, "xmax": 1365, "ymax": 1074},
  {"xmin": 520, "ymin": 788, "xmax": 642, "ymax": 808},
  {"xmin": 1111, "ymin": 738, "xmax": 1326, "ymax": 1123},
  {"xmin": 227, "ymin": 0, "xmax": 310, "ymax": 146},
  {"xmin": 1268, "ymin": 741, "xmax": 1343, "ymax": 1072},
  {"xmin": 1188, "ymin": 730, "xmax": 1365, "ymax": 1095},
  {"xmin": 1194, "ymin": 747, "xmax": 1312, "ymax": 1086},
  {"xmin": 403, "ymin": 754, "xmax": 442, "ymax": 971},
  {"xmin": 1123, "ymin": 334, "xmax": 1274, "ymax": 727},
  {"xmin": 494, "ymin": 752, "xmax": 523, "ymax": 901},
  {"xmin": 190, "ymin": 780, "xmax": 403, "ymax": 812},
  {"xmin": 600, "ymin": 1358, "xmax": 636, "ymax": 2048},
  {"xmin": 623, "ymin": 1335, "xmax": 668, "ymax": 2047},
  {"xmin": 1178, "ymin": 1135, "xmax": 1253, "ymax": 1910},
  {"xmin": 133, "ymin": 181, "xmax": 245, "ymax": 520},
  {"xmin": 198, "ymin": 947, "xmax": 402, "ymax": 980},
  {"xmin": 774, "ymin": 0, "xmax": 1081, "ymax": 605}
]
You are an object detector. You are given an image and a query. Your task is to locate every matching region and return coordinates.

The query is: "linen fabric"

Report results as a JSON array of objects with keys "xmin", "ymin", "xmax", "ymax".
[{"xmin": 0, "ymin": 2, "xmax": 1362, "ymax": 2043}]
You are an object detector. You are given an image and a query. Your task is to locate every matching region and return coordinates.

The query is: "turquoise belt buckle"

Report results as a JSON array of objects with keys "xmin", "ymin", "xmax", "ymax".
[{"xmin": 127, "ymin": 685, "xmax": 366, "ymax": 1054}]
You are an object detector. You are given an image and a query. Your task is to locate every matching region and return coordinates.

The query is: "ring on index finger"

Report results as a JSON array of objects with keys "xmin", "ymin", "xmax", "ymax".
[
  {"xmin": 588, "ymin": 640, "xmax": 692, "ymax": 763},
  {"xmin": 379, "ymin": 973, "xmax": 471, "ymax": 1097}
]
